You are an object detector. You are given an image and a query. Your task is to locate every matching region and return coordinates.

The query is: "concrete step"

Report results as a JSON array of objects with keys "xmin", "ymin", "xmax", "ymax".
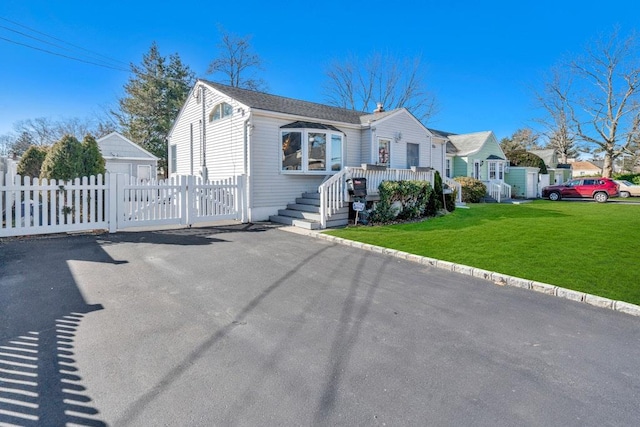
[
  {"xmin": 286, "ymin": 203, "xmax": 320, "ymax": 213},
  {"xmin": 278, "ymin": 209, "xmax": 322, "ymax": 221},
  {"xmin": 296, "ymin": 197, "xmax": 321, "ymax": 206},
  {"xmin": 269, "ymin": 215, "xmax": 320, "ymax": 230},
  {"xmin": 301, "ymin": 192, "xmax": 321, "ymax": 200}
]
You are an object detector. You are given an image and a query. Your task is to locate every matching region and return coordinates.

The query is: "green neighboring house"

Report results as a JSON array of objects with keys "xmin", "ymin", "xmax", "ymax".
[{"xmin": 431, "ymin": 129, "xmax": 511, "ymax": 201}]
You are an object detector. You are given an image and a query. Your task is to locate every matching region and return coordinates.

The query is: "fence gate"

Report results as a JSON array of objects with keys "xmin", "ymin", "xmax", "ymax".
[
  {"xmin": 1, "ymin": 173, "xmax": 245, "ymax": 238},
  {"xmin": 114, "ymin": 174, "xmax": 245, "ymax": 231}
]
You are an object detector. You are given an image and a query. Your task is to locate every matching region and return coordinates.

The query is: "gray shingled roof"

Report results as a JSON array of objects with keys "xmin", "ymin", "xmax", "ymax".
[
  {"xmin": 447, "ymin": 131, "xmax": 493, "ymax": 156},
  {"xmin": 428, "ymin": 128, "xmax": 457, "ymax": 139},
  {"xmin": 201, "ymin": 80, "xmax": 367, "ymax": 124},
  {"xmin": 430, "ymin": 129, "xmax": 492, "ymax": 156},
  {"xmin": 359, "ymin": 108, "xmax": 403, "ymax": 124}
]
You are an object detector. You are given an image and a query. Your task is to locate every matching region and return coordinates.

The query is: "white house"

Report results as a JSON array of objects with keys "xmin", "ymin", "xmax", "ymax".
[
  {"xmin": 168, "ymin": 80, "xmax": 452, "ymax": 228},
  {"xmin": 571, "ymin": 160, "xmax": 602, "ymax": 177},
  {"xmin": 0, "ymin": 155, "xmax": 17, "ymax": 185},
  {"xmin": 97, "ymin": 132, "xmax": 159, "ymax": 181}
]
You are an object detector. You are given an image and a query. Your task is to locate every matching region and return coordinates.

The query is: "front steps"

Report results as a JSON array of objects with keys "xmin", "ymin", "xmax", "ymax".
[{"xmin": 269, "ymin": 191, "xmax": 349, "ymax": 230}]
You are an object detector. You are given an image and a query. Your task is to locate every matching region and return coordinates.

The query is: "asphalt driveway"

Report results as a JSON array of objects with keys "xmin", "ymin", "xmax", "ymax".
[{"xmin": 1, "ymin": 223, "xmax": 639, "ymax": 426}]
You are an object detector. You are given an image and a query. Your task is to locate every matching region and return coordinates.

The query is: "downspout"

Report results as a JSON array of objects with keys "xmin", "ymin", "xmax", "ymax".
[
  {"xmin": 442, "ymin": 139, "xmax": 446, "ymax": 179},
  {"xmin": 429, "ymin": 134, "xmax": 433, "ymax": 182},
  {"xmin": 242, "ymin": 112, "xmax": 252, "ymax": 223},
  {"xmin": 370, "ymin": 125, "xmax": 376, "ymax": 164},
  {"xmin": 201, "ymin": 85, "xmax": 208, "ymax": 181}
]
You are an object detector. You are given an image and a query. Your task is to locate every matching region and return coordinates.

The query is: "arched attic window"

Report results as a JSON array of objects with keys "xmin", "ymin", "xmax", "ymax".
[{"xmin": 209, "ymin": 102, "xmax": 233, "ymax": 122}]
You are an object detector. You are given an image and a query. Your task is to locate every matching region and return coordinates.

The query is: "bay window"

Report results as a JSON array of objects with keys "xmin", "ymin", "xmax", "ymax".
[{"xmin": 281, "ymin": 126, "xmax": 343, "ymax": 173}]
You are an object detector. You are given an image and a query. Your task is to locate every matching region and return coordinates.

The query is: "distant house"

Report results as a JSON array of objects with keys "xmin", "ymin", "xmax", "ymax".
[
  {"xmin": 571, "ymin": 160, "xmax": 602, "ymax": 177},
  {"xmin": 437, "ymin": 130, "xmax": 514, "ymax": 200},
  {"xmin": 529, "ymin": 148, "xmax": 572, "ymax": 186},
  {"xmin": 97, "ymin": 132, "xmax": 158, "ymax": 180},
  {"xmin": 0, "ymin": 155, "xmax": 17, "ymax": 185}
]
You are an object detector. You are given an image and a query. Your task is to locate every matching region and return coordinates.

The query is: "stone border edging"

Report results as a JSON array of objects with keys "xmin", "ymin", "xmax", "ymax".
[{"xmin": 312, "ymin": 232, "xmax": 640, "ymax": 318}]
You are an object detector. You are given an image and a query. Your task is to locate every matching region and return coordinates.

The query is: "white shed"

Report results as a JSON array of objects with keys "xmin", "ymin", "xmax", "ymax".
[{"xmin": 97, "ymin": 132, "xmax": 159, "ymax": 180}]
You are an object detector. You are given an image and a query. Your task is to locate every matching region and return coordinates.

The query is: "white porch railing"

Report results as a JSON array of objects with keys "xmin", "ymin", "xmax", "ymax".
[
  {"xmin": 319, "ymin": 166, "xmax": 456, "ymax": 229},
  {"xmin": 485, "ymin": 180, "xmax": 511, "ymax": 202},
  {"xmin": 443, "ymin": 177, "xmax": 463, "ymax": 204},
  {"xmin": 318, "ymin": 170, "xmax": 348, "ymax": 229}
]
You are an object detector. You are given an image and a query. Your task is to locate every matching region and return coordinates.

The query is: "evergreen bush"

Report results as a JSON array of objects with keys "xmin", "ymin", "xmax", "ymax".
[
  {"xmin": 613, "ymin": 173, "xmax": 640, "ymax": 185},
  {"xmin": 454, "ymin": 176, "xmax": 487, "ymax": 203},
  {"xmin": 40, "ymin": 134, "xmax": 84, "ymax": 181},
  {"xmin": 505, "ymin": 150, "xmax": 548, "ymax": 174},
  {"xmin": 17, "ymin": 145, "xmax": 49, "ymax": 178},
  {"xmin": 81, "ymin": 134, "xmax": 106, "ymax": 178},
  {"xmin": 368, "ymin": 180, "xmax": 433, "ymax": 224}
]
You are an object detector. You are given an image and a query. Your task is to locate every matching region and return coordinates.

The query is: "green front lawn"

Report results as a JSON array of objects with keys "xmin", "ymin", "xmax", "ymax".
[{"xmin": 325, "ymin": 201, "xmax": 640, "ymax": 305}]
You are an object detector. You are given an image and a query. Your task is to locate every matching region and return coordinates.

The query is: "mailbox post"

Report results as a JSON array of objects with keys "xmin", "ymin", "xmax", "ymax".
[{"xmin": 346, "ymin": 178, "xmax": 367, "ymax": 224}]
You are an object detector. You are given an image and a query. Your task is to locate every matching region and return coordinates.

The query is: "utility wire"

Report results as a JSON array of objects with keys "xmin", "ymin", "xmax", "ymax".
[
  {"xmin": 0, "ymin": 24, "xmax": 124, "ymax": 70},
  {"xmin": 0, "ymin": 36, "xmax": 129, "ymax": 71},
  {"xmin": 0, "ymin": 16, "xmax": 129, "ymax": 67}
]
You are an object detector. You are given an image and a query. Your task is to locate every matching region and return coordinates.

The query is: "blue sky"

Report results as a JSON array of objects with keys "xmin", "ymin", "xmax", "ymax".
[{"xmin": 1, "ymin": 0, "xmax": 639, "ymax": 141}]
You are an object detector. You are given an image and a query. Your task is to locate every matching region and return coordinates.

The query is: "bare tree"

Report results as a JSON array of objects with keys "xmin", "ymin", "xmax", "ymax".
[
  {"xmin": 55, "ymin": 117, "xmax": 95, "ymax": 140},
  {"xmin": 0, "ymin": 134, "xmax": 13, "ymax": 156},
  {"xmin": 536, "ymin": 30, "xmax": 640, "ymax": 177},
  {"xmin": 13, "ymin": 117, "xmax": 59, "ymax": 146},
  {"xmin": 207, "ymin": 27, "xmax": 266, "ymax": 91},
  {"xmin": 1, "ymin": 115, "xmax": 121, "ymax": 157},
  {"xmin": 323, "ymin": 52, "xmax": 438, "ymax": 122},
  {"xmin": 535, "ymin": 71, "xmax": 579, "ymax": 163}
]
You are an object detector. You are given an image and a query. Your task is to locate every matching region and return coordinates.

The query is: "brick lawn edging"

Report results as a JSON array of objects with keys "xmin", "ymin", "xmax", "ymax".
[{"xmin": 315, "ymin": 233, "xmax": 640, "ymax": 318}]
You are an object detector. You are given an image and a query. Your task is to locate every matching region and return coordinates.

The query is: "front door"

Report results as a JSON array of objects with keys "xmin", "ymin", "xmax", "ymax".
[{"xmin": 473, "ymin": 160, "xmax": 481, "ymax": 179}]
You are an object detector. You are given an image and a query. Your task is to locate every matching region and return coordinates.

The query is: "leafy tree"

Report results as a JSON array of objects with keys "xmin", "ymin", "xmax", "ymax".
[
  {"xmin": 505, "ymin": 149, "xmax": 548, "ymax": 174},
  {"xmin": 81, "ymin": 134, "xmax": 106, "ymax": 177},
  {"xmin": 207, "ymin": 26, "xmax": 266, "ymax": 91},
  {"xmin": 536, "ymin": 29, "xmax": 640, "ymax": 177},
  {"xmin": 115, "ymin": 42, "xmax": 194, "ymax": 177},
  {"xmin": 499, "ymin": 128, "xmax": 541, "ymax": 154},
  {"xmin": 323, "ymin": 52, "xmax": 438, "ymax": 122},
  {"xmin": 40, "ymin": 134, "xmax": 84, "ymax": 181},
  {"xmin": 17, "ymin": 145, "xmax": 49, "ymax": 178}
]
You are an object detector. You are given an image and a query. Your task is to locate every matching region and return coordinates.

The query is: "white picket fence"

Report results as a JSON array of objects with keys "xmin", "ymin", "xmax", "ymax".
[{"xmin": 1, "ymin": 173, "xmax": 245, "ymax": 238}]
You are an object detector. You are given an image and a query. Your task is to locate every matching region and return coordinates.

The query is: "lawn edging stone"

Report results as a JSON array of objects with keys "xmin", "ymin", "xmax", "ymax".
[
  {"xmin": 530, "ymin": 281, "xmax": 557, "ymax": 295},
  {"xmin": 556, "ymin": 288, "xmax": 586, "ymax": 302},
  {"xmin": 315, "ymin": 231, "xmax": 640, "ymax": 317},
  {"xmin": 615, "ymin": 301, "xmax": 640, "ymax": 316}
]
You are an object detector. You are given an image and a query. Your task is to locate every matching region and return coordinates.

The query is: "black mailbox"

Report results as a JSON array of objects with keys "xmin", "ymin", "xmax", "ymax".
[{"xmin": 346, "ymin": 177, "xmax": 367, "ymax": 198}]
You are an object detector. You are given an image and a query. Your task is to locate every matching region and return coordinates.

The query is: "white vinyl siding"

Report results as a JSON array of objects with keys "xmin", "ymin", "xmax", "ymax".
[
  {"xmin": 169, "ymin": 84, "xmax": 247, "ymax": 180},
  {"xmin": 169, "ymin": 87, "xmax": 204, "ymax": 177},
  {"xmin": 368, "ymin": 111, "xmax": 432, "ymax": 169},
  {"xmin": 249, "ymin": 115, "xmax": 323, "ymax": 211}
]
